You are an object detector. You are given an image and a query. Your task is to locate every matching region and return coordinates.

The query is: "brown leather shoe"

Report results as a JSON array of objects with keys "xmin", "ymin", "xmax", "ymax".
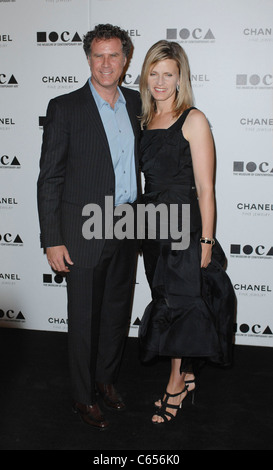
[
  {"xmin": 96, "ymin": 382, "xmax": 126, "ymax": 411},
  {"xmin": 73, "ymin": 402, "xmax": 109, "ymax": 430}
]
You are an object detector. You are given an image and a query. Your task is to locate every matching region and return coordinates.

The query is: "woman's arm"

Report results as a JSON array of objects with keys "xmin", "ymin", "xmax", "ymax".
[{"xmin": 183, "ymin": 109, "xmax": 215, "ymax": 268}]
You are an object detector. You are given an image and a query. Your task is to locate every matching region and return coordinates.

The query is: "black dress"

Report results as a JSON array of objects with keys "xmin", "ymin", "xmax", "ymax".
[{"xmin": 138, "ymin": 108, "xmax": 235, "ymax": 367}]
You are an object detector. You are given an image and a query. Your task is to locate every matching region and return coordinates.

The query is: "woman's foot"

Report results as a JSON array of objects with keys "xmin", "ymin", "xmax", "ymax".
[
  {"xmin": 154, "ymin": 373, "xmax": 195, "ymax": 409},
  {"xmin": 185, "ymin": 373, "xmax": 196, "ymax": 390},
  {"xmin": 152, "ymin": 384, "xmax": 188, "ymax": 424},
  {"xmin": 184, "ymin": 374, "xmax": 196, "ymax": 404}
]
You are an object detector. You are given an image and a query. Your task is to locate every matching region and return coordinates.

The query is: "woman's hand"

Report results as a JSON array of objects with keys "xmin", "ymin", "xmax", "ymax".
[{"xmin": 201, "ymin": 243, "xmax": 212, "ymax": 268}]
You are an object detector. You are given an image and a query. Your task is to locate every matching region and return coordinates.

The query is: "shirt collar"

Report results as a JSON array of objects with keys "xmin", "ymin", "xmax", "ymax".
[{"xmin": 89, "ymin": 78, "xmax": 126, "ymax": 110}]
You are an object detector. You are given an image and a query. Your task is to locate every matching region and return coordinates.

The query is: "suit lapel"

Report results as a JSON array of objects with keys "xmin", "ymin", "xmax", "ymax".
[
  {"xmin": 81, "ymin": 81, "xmax": 111, "ymax": 156},
  {"xmin": 123, "ymin": 89, "xmax": 139, "ymax": 139},
  {"xmin": 121, "ymin": 87, "xmax": 141, "ymax": 179},
  {"xmin": 80, "ymin": 81, "xmax": 140, "ymax": 183}
]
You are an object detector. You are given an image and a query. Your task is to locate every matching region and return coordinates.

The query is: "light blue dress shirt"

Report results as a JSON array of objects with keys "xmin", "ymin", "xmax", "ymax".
[{"xmin": 89, "ymin": 79, "xmax": 137, "ymax": 206}]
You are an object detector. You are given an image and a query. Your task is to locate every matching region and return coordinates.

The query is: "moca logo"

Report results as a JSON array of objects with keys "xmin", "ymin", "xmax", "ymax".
[
  {"xmin": 230, "ymin": 244, "xmax": 273, "ymax": 258},
  {"xmin": 166, "ymin": 28, "xmax": 215, "ymax": 42},
  {"xmin": 0, "ymin": 74, "xmax": 18, "ymax": 87},
  {"xmin": 0, "ymin": 309, "xmax": 25, "ymax": 322},
  {"xmin": 43, "ymin": 273, "xmax": 66, "ymax": 286},
  {"xmin": 235, "ymin": 323, "xmax": 273, "ymax": 336},
  {"xmin": 0, "ymin": 233, "xmax": 23, "ymax": 245},
  {"xmin": 233, "ymin": 161, "xmax": 273, "ymax": 176},
  {"xmin": 0, "ymin": 155, "xmax": 20, "ymax": 167},
  {"xmin": 236, "ymin": 74, "xmax": 273, "ymax": 88},
  {"xmin": 123, "ymin": 73, "xmax": 140, "ymax": 88},
  {"xmin": 37, "ymin": 31, "xmax": 82, "ymax": 45}
]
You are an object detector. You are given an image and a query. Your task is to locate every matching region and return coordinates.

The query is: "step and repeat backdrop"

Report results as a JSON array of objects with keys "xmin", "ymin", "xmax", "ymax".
[{"xmin": 0, "ymin": 0, "xmax": 272, "ymax": 347}]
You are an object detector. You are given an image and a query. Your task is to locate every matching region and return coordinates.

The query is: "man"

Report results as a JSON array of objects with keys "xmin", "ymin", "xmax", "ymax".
[{"xmin": 37, "ymin": 24, "xmax": 141, "ymax": 430}]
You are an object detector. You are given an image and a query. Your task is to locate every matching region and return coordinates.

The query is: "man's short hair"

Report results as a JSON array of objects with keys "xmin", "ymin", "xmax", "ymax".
[{"xmin": 83, "ymin": 24, "xmax": 133, "ymax": 58}]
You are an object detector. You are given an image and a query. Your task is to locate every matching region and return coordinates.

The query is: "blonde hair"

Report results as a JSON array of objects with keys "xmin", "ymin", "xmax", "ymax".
[{"xmin": 139, "ymin": 40, "xmax": 194, "ymax": 129}]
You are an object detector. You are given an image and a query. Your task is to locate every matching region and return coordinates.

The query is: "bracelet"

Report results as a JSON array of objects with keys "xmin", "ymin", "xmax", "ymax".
[{"xmin": 200, "ymin": 237, "xmax": 215, "ymax": 246}]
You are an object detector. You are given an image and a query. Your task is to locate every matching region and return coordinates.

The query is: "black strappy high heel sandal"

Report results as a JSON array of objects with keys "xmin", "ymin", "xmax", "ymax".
[
  {"xmin": 152, "ymin": 386, "xmax": 188, "ymax": 424},
  {"xmin": 154, "ymin": 378, "xmax": 196, "ymax": 409},
  {"xmin": 184, "ymin": 379, "xmax": 196, "ymax": 405}
]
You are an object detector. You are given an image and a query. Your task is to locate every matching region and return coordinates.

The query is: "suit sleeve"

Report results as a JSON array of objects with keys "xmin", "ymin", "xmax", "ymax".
[{"xmin": 37, "ymin": 98, "xmax": 69, "ymax": 248}]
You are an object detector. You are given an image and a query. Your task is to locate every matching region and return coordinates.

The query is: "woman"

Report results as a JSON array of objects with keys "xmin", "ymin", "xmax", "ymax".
[{"xmin": 138, "ymin": 40, "xmax": 235, "ymax": 424}]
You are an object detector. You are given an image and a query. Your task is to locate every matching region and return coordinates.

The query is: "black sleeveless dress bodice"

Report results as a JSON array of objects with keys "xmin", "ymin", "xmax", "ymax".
[{"xmin": 138, "ymin": 108, "xmax": 235, "ymax": 366}]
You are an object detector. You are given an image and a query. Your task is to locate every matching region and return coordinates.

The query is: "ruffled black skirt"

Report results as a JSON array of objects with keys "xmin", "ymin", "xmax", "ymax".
[{"xmin": 139, "ymin": 232, "xmax": 235, "ymax": 366}]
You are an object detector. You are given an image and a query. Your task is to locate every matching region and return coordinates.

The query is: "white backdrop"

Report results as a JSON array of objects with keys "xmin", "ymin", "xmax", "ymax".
[{"xmin": 0, "ymin": 0, "xmax": 272, "ymax": 347}]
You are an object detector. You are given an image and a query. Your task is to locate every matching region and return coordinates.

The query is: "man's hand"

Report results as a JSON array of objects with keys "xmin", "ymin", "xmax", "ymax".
[{"xmin": 46, "ymin": 245, "xmax": 74, "ymax": 273}]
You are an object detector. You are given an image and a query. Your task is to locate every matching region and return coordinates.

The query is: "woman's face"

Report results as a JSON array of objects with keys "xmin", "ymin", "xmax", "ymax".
[{"xmin": 147, "ymin": 59, "xmax": 180, "ymax": 104}]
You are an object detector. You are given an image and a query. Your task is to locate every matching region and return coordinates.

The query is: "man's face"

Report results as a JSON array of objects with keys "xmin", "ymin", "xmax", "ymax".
[{"xmin": 88, "ymin": 38, "xmax": 127, "ymax": 93}]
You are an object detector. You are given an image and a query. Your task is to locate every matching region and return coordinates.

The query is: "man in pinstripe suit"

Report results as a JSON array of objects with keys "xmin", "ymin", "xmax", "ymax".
[{"xmin": 37, "ymin": 25, "xmax": 141, "ymax": 430}]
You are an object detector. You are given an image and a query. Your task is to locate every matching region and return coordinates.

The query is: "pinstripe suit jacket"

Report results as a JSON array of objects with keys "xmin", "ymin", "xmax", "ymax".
[{"xmin": 37, "ymin": 80, "xmax": 142, "ymax": 268}]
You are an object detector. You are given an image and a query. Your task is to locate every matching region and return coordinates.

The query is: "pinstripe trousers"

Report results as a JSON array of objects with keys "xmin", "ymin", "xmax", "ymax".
[{"xmin": 66, "ymin": 234, "xmax": 138, "ymax": 405}]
